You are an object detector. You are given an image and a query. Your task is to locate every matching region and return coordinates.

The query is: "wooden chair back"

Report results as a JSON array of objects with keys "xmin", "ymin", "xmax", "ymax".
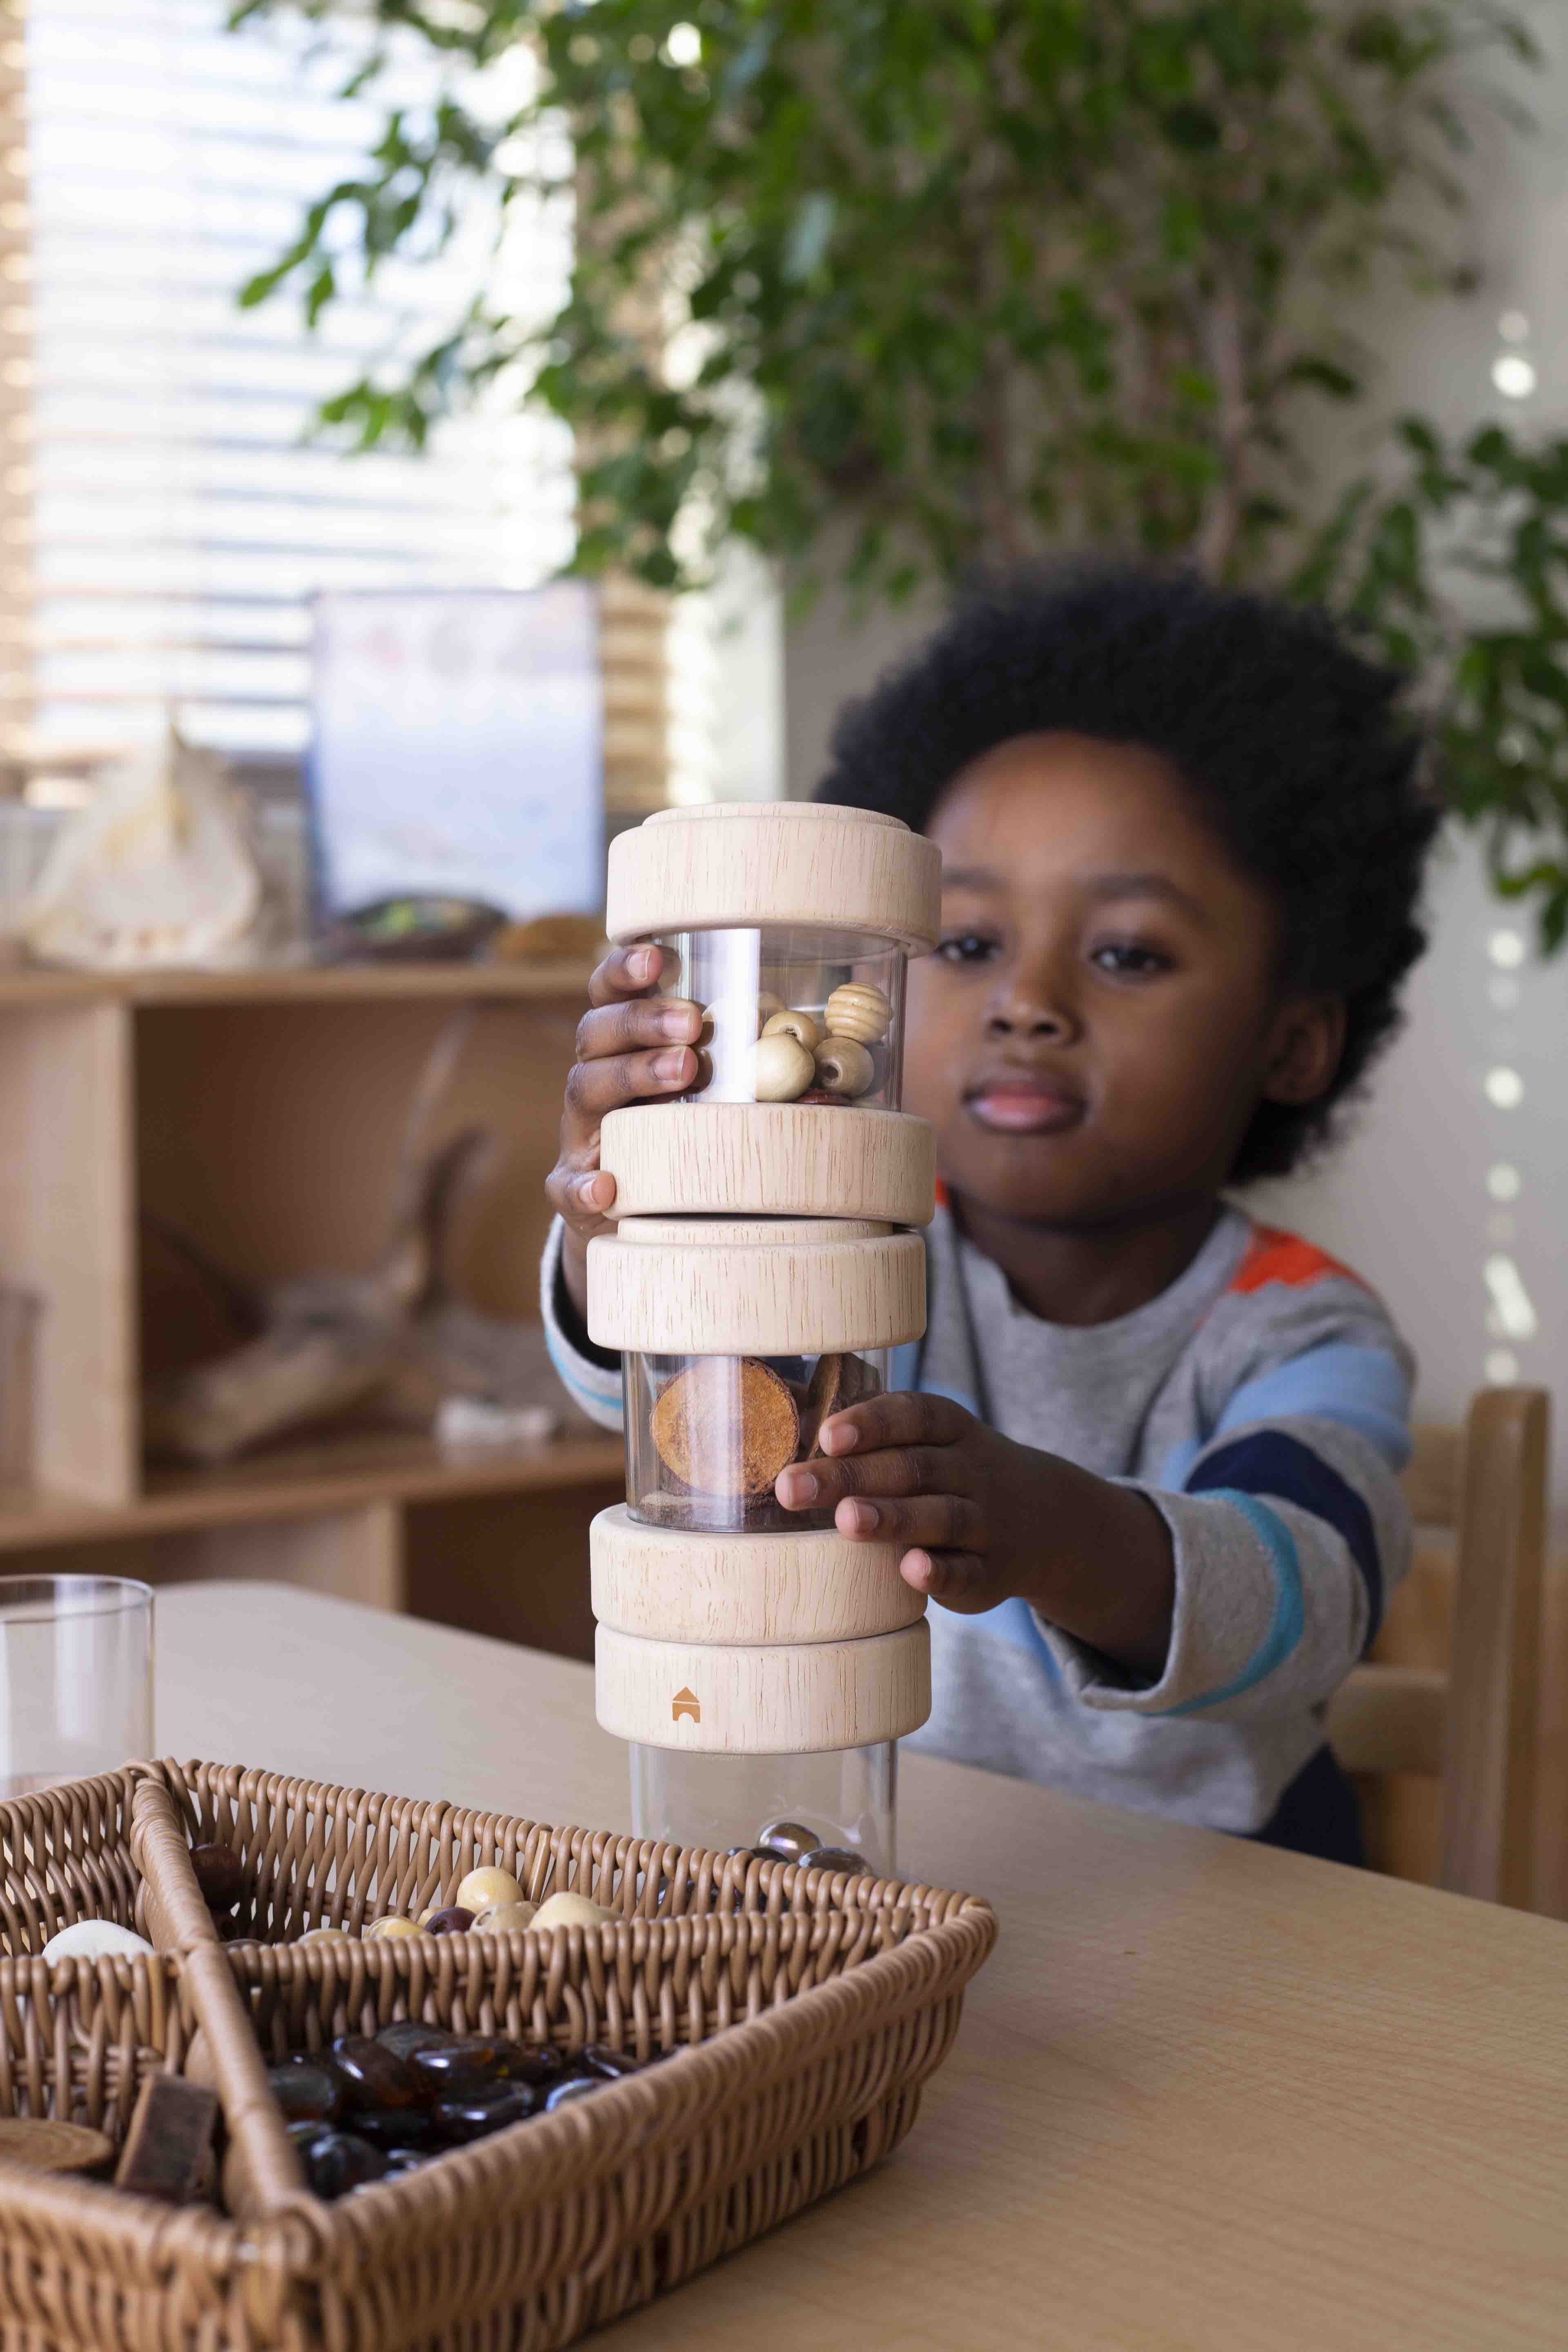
[{"xmin": 1326, "ymin": 1386, "xmax": 1550, "ymax": 1909}]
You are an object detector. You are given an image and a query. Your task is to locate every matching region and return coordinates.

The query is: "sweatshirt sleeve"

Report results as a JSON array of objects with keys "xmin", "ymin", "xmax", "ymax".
[
  {"xmin": 539, "ymin": 1215, "xmax": 624, "ymax": 1433},
  {"xmin": 1042, "ymin": 1257, "xmax": 1413, "ymax": 1724}
]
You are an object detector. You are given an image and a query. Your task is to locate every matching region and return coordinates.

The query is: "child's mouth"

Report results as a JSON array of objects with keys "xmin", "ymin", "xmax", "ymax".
[{"xmin": 964, "ymin": 1079, "xmax": 1084, "ymax": 1135}]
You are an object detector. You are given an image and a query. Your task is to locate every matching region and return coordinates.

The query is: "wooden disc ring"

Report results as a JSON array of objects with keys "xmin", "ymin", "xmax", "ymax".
[
  {"xmin": 606, "ymin": 801, "xmax": 941, "ymax": 951},
  {"xmin": 595, "ymin": 1621, "xmax": 932, "ymax": 1753},
  {"xmin": 586, "ymin": 1218, "xmax": 925, "ymax": 1356},
  {"xmin": 599, "ymin": 1102, "xmax": 937, "ymax": 1225},
  {"xmin": 591, "ymin": 1506, "xmax": 925, "ymax": 1646}
]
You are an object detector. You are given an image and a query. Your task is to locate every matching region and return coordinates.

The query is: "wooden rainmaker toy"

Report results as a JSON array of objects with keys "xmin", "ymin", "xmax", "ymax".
[{"xmin": 589, "ymin": 802, "xmax": 943, "ymax": 1871}]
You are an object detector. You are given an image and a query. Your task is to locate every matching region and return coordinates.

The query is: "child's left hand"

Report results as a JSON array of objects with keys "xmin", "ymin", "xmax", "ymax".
[
  {"xmin": 773, "ymin": 1393, "xmax": 1051, "ymax": 1615},
  {"xmin": 773, "ymin": 1391, "xmax": 1177, "ymax": 1677}
]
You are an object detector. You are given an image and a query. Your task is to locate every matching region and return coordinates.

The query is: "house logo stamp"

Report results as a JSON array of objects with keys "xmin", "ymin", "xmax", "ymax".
[{"xmin": 671, "ymin": 1687, "xmax": 700, "ymax": 1723}]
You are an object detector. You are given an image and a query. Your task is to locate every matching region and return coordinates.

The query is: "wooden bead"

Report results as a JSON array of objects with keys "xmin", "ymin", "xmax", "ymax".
[
  {"xmin": 591, "ymin": 1506, "xmax": 926, "ymax": 1644},
  {"xmin": 41, "ymin": 1919, "xmax": 156, "ymax": 1964},
  {"xmin": 606, "ymin": 802, "xmax": 941, "ymax": 950},
  {"xmin": 474, "ymin": 1901, "xmax": 538, "ymax": 1933},
  {"xmin": 365, "ymin": 1915, "xmax": 419, "ymax": 1941},
  {"xmin": 595, "ymin": 1622, "xmax": 932, "ymax": 1753},
  {"xmin": 762, "ymin": 1007, "xmax": 822, "ymax": 1051},
  {"xmin": 454, "ymin": 1864, "xmax": 525, "ymax": 1915},
  {"xmin": 813, "ymin": 1037, "xmax": 874, "ymax": 1097},
  {"xmin": 600, "ymin": 1103, "xmax": 936, "ymax": 1224},
  {"xmin": 531, "ymin": 1891, "xmax": 613, "ymax": 1931},
  {"xmin": 825, "ymin": 981, "xmax": 892, "ymax": 1043},
  {"xmin": 587, "ymin": 1220, "xmax": 924, "ymax": 1354},
  {"xmin": 753, "ymin": 1032, "xmax": 814, "ymax": 1101}
]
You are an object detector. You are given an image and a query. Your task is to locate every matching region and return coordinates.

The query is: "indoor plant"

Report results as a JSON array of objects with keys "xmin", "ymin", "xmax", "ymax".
[{"xmin": 232, "ymin": 0, "xmax": 1568, "ymax": 947}]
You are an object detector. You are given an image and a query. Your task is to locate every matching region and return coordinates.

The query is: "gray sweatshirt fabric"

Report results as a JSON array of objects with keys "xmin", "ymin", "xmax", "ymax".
[{"xmin": 541, "ymin": 1202, "xmax": 1413, "ymax": 1834}]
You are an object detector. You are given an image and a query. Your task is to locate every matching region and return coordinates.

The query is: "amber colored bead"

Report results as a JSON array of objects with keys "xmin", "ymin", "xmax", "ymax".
[
  {"xmin": 267, "ymin": 2058, "xmax": 345, "ymax": 2126},
  {"xmin": 330, "ymin": 2036, "xmax": 424, "ymax": 2111},
  {"xmin": 190, "ymin": 1842, "xmax": 245, "ymax": 1913}
]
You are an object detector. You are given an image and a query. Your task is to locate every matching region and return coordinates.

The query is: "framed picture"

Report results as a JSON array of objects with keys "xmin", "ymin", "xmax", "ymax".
[{"xmin": 306, "ymin": 583, "xmax": 603, "ymax": 922}]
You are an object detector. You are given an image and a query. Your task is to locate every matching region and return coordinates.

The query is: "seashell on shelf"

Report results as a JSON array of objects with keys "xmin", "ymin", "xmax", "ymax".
[{"xmin": 22, "ymin": 726, "xmax": 261, "ymax": 971}]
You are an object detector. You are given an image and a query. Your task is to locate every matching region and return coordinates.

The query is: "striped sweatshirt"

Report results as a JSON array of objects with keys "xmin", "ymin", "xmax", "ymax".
[{"xmin": 540, "ymin": 1202, "xmax": 1412, "ymax": 1835}]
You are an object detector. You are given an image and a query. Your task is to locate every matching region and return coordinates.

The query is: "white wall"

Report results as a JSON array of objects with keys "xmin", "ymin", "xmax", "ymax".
[{"xmin": 782, "ymin": 3, "xmax": 1568, "ymax": 1509}]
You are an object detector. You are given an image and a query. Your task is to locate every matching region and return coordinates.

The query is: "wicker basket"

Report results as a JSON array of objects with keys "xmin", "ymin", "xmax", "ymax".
[{"xmin": 0, "ymin": 1758, "xmax": 996, "ymax": 2352}]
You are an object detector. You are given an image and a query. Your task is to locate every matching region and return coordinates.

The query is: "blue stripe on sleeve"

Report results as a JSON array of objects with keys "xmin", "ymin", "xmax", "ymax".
[
  {"xmin": 1188, "ymin": 1429, "xmax": 1384, "ymax": 1647},
  {"xmin": 1157, "ymin": 1490, "xmax": 1305, "ymax": 1717},
  {"xmin": 1212, "ymin": 1341, "xmax": 1412, "ymax": 1470},
  {"xmin": 543, "ymin": 1318, "xmax": 624, "ymax": 1430}
]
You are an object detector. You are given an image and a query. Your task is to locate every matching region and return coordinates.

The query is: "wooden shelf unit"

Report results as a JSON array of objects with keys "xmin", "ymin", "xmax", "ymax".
[{"xmin": 0, "ymin": 958, "xmax": 620, "ymax": 1654}]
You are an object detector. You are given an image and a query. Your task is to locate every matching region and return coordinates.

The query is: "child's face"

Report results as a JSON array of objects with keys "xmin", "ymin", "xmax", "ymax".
[{"xmin": 904, "ymin": 732, "xmax": 1342, "ymax": 1229}]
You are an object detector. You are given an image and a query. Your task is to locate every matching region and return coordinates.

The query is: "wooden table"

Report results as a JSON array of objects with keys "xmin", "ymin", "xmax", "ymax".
[{"xmin": 157, "ymin": 1582, "xmax": 1568, "ymax": 2352}]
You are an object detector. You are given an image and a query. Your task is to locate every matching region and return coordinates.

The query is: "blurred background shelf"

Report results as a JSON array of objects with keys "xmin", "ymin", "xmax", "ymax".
[{"xmin": 0, "ymin": 953, "xmax": 618, "ymax": 1661}]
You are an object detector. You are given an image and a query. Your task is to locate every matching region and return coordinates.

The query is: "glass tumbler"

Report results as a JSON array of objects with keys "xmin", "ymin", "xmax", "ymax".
[{"xmin": 0, "ymin": 1576, "xmax": 154, "ymax": 1801}]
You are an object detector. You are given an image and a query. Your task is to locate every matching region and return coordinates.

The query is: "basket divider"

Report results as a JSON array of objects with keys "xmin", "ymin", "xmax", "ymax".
[{"xmin": 129, "ymin": 1770, "xmax": 310, "ymax": 2217}]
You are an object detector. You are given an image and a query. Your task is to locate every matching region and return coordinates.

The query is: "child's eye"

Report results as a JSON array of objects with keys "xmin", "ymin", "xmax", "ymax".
[
  {"xmin": 938, "ymin": 930, "xmax": 1001, "ymax": 966},
  {"xmin": 1089, "ymin": 940, "xmax": 1173, "ymax": 978}
]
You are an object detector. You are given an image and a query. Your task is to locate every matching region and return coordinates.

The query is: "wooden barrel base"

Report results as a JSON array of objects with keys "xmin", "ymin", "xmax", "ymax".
[
  {"xmin": 600, "ymin": 1102, "xmax": 936, "ymax": 1225},
  {"xmin": 595, "ymin": 1621, "xmax": 931, "ymax": 1753},
  {"xmin": 590, "ymin": 1505, "xmax": 925, "ymax": 1646}
]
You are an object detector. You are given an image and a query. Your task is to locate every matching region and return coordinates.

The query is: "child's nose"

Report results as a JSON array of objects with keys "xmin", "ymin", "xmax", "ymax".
[{"xmin": 985, "ymin": 989, "xmax": 1077, "ymax": 1045}]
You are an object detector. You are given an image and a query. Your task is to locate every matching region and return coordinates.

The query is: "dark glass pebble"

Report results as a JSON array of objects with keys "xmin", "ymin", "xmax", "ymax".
[
  {"xmin": 375, "ymin": 2021, "xmax": 456, "ymax": 2064},
  {"xmin": 423, "ymin": 1906, "xmax": 475, "ymax": 1936},
  {"xmin": 300, "ymin": 2129, "xmax": 389, "ymax": 2200},
  {"xmin": 797, "ymin": 1846, "xmax": 874, "ymax": 1878},
  {"xmin": 408, "ymin": 2035, "xmax": 558, "ymax": 2097},
  {"xmin": 330, "ymin": 2034, "xmax": 424, "ymax": 2111},
  {"xmin": 579, "ymin": 2045, "xmax": 647, "ymax": 2081},
  {"xmin": 544, "ymin": 2076, "xmax": 603, "ymax": 2114},
  {"xmin": 756, "ymin": 1819, "xmax": 819, "ymax": 1863},
  {"xmin": 431, "ymin": 2084, "xmax": 542, "ymax": 2145},
  {"xmin": 267, "ymin": 2057, "xmax": 345, "ymax": 2125},
  {"xmin": 348, "ymin": 2105, "xmax": 441, "ymax": 2152},
  {"xmin": 190, "ymin": 1841, "xmax": 246, "ymax": 1913},
  {"xmin": 383, "ymin": 2147, "xmax": 428, "ymax": 2174}
]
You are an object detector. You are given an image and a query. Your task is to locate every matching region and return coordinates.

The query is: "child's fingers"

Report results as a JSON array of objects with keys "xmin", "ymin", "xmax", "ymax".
[
  {"xmin": 575, "ymin": 995, "xmax": 700, "ymax": 1065},
  {"xmin": 899, "ymin": 1548, "xmax": 993, "ymax": 1612},
  {"xmin": 775, "ymin": 1443, "xmax": 966, "ymax": 1514},
  {"xmin": 816, "ymin": 1391, "xmax": 971, "ymax": 1458},
  {"xmin": 544, "ymin": 1164, "xmax": 617, "ymax": 1238},
  {"xmin": 833, "ymin": 1493, "xmax": 984, "ymax": 1552},
  {"xmin": 586, "ymin": 942, "xmax": 666, "ymax": 1007},
  {"xmin": 562, "ymin": 1043, "xmax": 695, "ymax": 1139}
]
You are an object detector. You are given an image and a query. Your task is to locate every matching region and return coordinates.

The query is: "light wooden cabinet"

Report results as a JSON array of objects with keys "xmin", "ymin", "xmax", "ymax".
[{"xmin": 0, "ymin": 960, "xmax": 621, "ymax": 1657}]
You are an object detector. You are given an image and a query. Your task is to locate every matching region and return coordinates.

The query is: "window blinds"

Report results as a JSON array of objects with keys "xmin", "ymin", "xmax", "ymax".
[{"xmin": 5, "ymin": 0, "xmax": 580, "ymax": 769}]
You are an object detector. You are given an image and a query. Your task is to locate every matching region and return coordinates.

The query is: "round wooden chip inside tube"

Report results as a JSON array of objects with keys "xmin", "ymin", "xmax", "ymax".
[
  {"xmin": 650, "ymin": 1359, "xmax": 800, "ymax": 1496},
  {"xmin": 0, "ymin": 2118, "xmax": 115, "ymax": 2174}
]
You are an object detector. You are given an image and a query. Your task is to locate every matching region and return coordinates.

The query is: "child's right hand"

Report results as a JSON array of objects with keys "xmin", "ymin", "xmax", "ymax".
[{"xmin": 546, "ymin": 943, "xmax": 702, "ymax": 1322}]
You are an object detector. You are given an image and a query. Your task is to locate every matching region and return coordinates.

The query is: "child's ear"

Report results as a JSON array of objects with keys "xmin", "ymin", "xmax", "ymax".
[{"xmin": 1261, "ymin": 996, "xmax": 1346, "ymax": 1107}]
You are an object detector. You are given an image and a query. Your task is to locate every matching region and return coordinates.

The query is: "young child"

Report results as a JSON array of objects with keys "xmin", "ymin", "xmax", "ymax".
[{"xmin": 542, "ymin": 564, "xmax": 1439, "ymax": 1865}]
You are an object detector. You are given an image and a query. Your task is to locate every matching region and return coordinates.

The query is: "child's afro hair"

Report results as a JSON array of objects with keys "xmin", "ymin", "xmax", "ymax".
[{"xmin": 817, "ymin": 561, "xmax": 1441, "ymax": 1181}]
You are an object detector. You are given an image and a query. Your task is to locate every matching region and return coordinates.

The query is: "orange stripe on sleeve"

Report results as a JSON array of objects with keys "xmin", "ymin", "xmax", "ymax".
[{"xmin": 1229, "ymin": 1223, "xmax": 1369, "ymax": 1296}]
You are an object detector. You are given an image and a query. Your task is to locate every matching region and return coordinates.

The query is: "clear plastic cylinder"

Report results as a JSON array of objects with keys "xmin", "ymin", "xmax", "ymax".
[
  {"xmin": 629, "ymin": 1739, "xmax": 898, "ymax": 1877},
  {"xmin": 652, "ymin": 926, "xmax": 906, "ymax": 1111},
  {"xmin": 624, "ymin": 1345, "xmax": 891, "ymax": 1533}
]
